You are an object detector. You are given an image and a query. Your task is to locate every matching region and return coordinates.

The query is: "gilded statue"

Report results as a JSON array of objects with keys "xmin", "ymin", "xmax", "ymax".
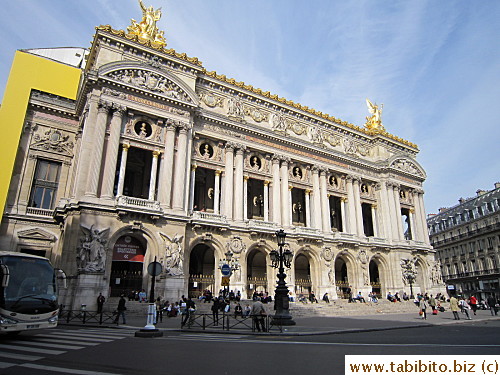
[
  {"xmin": 127, "ymin": 0, "xmax": 166, "ymax": 47},
  {"xmin": 364, "ymin": 99, "xmax": 385, "ymax": 132}
]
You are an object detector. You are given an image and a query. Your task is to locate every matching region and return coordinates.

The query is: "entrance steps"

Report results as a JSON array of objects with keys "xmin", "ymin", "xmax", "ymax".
[{"xmin": 105, "ymin": 297, "xmax": 419, "ymax": 317}]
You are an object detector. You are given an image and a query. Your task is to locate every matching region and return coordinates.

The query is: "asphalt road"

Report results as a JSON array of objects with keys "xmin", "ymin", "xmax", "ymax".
[{"xmin": 0, "ymin": 320, "xmax": 499, "ymax": 375}]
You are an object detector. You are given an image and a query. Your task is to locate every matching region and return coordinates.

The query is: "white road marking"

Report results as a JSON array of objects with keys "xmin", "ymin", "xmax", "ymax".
[
  {"xmin": 20, "ymin": 363, "xmax": 122, "ymax": 375},
  {"xmin": 31, "ymin": 337, "xmax": 99, "ymax": 346},
  {"xmin": 0, "ymin": 343, "xmax": 65, "ymax": 355},
  {"xmin": 0, "ymin": 351, "xmax": 43, "ymax": 361}
]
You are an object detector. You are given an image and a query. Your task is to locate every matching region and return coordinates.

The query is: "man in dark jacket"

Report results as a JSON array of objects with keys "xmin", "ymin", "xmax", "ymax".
[
  {"xmin": 487, "ymin": 295, "xmax": 498, "ymax": 316},
  {"xmin": 114, "ymin": 295, "xmax": 127, "ymax": 324}
]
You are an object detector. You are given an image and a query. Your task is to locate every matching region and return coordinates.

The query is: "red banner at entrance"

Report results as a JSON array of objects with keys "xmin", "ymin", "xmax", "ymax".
[{"xmin": 113, "ymin": 236, "xmax": 144, "ymax": 262}]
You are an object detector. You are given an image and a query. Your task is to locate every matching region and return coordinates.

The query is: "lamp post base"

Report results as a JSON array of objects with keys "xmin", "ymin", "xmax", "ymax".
[{"xmin": 271, "ymin": 314, "xmax": 296, "ymax": 326}]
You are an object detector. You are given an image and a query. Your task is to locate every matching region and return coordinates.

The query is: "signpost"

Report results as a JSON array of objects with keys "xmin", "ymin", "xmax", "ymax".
[
  {"xmin": 135, "ymin": 256, "xmax": 163, "ymax": 338},
  {"xmin": 221, "ymin": 264, "xmax": 231, "ymax": 277}
]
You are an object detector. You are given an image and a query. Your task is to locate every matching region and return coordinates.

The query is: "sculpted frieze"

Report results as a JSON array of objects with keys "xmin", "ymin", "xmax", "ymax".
[
  {"xmin": 106, "ymin": 69, "xmax": 191, "ymax": 103},
  {"xmin": 198, "ymin": 90, "xmax": 224, "ymax": 108},
  {"xmin": 391, "ymin": 158, "xmax": 424, "ymax": 177}
]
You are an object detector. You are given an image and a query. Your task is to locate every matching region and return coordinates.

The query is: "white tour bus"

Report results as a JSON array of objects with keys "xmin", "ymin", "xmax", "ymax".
[{"xmin": 0, "ymin": 251, "xmax": 65, "ymax": 334}]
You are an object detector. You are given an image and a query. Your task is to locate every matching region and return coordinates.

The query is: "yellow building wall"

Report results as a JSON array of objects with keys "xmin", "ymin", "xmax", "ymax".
[{"xmin": 0, "ymin": 51, "xmax": 81, "ymax": 216}]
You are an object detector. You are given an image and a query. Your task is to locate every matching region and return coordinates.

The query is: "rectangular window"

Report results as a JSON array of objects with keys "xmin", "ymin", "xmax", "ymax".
[{"xmin": 29, "ymin": 159, "xmax": 61, "ymax": 209}]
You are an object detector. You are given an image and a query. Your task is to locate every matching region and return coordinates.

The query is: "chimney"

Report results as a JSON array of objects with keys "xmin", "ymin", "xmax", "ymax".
[
  {"xmin": 495, "ymin": 182, "xmax": 500, "ymax": 189},
  {"xmin": 438, "ymin": 207, "xmax": 448, "ymax": 213},
  {"xmin": 476, "ymin": 189, "xmax": 486, "ymax": 196},
  {"xmin": 458, "ymin": 198, "xmax": 465, "ymax": 204}
]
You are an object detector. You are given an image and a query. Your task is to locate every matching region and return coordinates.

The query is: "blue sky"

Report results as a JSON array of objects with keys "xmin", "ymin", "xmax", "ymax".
[{"xmin": 1, "ymin": 0, "xmax": 498, "ymax": 215}]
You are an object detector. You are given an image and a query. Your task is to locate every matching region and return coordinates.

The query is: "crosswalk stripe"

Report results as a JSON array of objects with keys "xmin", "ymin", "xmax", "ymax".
[
  {"xmin": 35, "ymin": 334, "xmax": 113, "ymax": 342},
  {"xmin": 0, "ymin": 361, "xmax": 16, "ymax": 369},
  {"xmin": 0, "ymin": 351, "xmax": 44, "ymax": 361},
  {"xmin": 0, "ymin": 344, "xmax": 65, "ymax": 355},
  {"xmin": 47, "ymin": 332, "xmax": 127, "ymax": 339},
  {"xmin": 180, "ymin": 334, "xmax": 247, "ymax": 339},
  {"xmin": 14, "ymin": 341, "xmax": 86, "ymax": 350},
  {"xmin": 20, "ymin": 363, "xmax": 122, "ymax": 375},
  {"xmin": 31, "ymin": 337, "xmax": 99, "ymax": 346}
]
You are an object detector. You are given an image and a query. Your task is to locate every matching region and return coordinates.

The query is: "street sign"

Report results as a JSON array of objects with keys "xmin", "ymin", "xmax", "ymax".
[
  {"xmin": 220, "ymin": 263, "xmax": 231, "ymax": 277},
  {"xmin": 147, "ymin": 261, "xmax": 162, "ymax": 277},
  {"xmin": 221, "ymin": 276, "xmax": 230, "ymax": 286}
]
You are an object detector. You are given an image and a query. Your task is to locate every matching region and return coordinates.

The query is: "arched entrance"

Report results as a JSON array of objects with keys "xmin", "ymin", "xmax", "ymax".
[
  {"xmin": 415, "ymin": 259, "xmax": 426, "ymax": 294},
  {"xmin": 188, "ymin": 244, "xmax": 215, "ymax": 298},
  {"xmin": 294, "ymin": 254, "xmax": 311, "ymax": 297},
  {"xmin": 109, "ymin": 235, "xmax": 146, "ymax": 297},
  {"xmin": 246, "ymin": 248, "xmax": 267, "ymax": 299},
  {"xmin": 369, "ymin": 260, "xmax": 381, "ymax": 297},
  {"xmin": 335, "ymin": 257, "xmax": 350, "ymax": 299}
]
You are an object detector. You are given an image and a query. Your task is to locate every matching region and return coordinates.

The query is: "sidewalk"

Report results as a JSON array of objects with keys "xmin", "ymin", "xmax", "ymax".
[{"xmin": 60, "ymin": 308, "xmax": 499, "ymax": 336}]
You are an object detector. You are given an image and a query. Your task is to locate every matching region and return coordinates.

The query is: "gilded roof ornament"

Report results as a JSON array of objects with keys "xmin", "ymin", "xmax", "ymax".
[
  {"xmin": 127, "ymin": 0, "xmax": 166, "ymax": 48},
  {"xmin": 365, "ymin": 98, "xmax": 385, "ymax": 132}
]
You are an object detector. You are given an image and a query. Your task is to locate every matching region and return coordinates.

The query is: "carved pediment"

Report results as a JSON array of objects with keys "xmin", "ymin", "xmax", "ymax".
[
  {"xmin": 389, "ymin": 157, "xmax": 425, "ymax": 178},
  {"xmin": 17, "ymin": 228, "xmax": 56, "ymax": 242},
  {"xmin": 31, "ymin": 127, "xmax": 74, "ymax": 156},
  {"xmin": 104, "ymin": 68, "xmax": 193, "ymax": 104}
]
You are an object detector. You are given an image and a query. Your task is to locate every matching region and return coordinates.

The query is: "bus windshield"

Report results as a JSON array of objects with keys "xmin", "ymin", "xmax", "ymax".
[{"xmin": 0, "ymin": 255, "xmax": 58, "ymax": 314}]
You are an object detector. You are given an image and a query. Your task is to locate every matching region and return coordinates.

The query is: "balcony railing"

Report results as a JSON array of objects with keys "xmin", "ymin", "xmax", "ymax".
[
  {"xmin": 192, "ymin": 211, "xmax": 228, "ymax": 224},
  {"xmin": 26, "ymin": 207, "xmax": 53, "ymax": 217},
  {"xmin": 116, "ymin": 196, "xmax": 161, "ymax": 212},
  {"xmin": 442, "ymin": 268, "xmax": 500, "ymax": 281},
  {"xmin": 247, "ymin": 219, "xmax": 276, "ymax": 230}
]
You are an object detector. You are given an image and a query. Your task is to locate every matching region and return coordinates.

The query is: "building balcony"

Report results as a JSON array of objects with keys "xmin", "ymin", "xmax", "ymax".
[
  {"xmin": 442, "ymin": 268, "xmax": 500, "ymax": 282},
  {"xmin": 191, "ymin": 211, "xmax": 228, "ymax": 225},
  {"xmin": 25, "ymin": 207, "xmax": 53, "ymax": 217},
  {"xmin": 116, "ymin": 196, "xmax": 162, "ymax": 215}
]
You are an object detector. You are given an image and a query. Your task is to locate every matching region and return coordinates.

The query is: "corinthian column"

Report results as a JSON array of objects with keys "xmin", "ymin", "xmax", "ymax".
[
  {"xmin": 280, "ymin": 157, "xmax": 290, "ymax": 227},
  {"xmin": 271, "ymin": 156, "xmax": 281, "ymax": 225},
  {"xmin": 312, "ymin": 166, "xmax": 322, "ymax": 230},
  {"xmin": 214, "ymin": 170, "xmax": 221, "ymax": 214},
  {"xmin": 392, "ymin": 184, "xmax": 403, "ymax": 240},
  {"xmin": 85, "ymin": 102, "xmax": 110, "ymax": 197},
  {"xmin": 319, "ymin": 169, "xmax": 330, "ymax": 232},
  {"xmin": 352, "ymin": 177, "xmax": 364, "ymax": 236},
  {"xmin": 101, "ymin": 106, "xmax": 125, "ymax": 199},
  {"xmin": 345, "ymin": 176, "xmax": 357, "ymax": 234},
  {"xmin": 234, "ymin": 147, "xmax": 245, "ymax": 221},
  {"xmin": 172, "ymin": 124, "xmax": 189, "ymax": 210},
  {"xmin": 158, "ymin": 122, "xmax": 176, "ymax": 208},
  {"xmin": 116, "ymin": 143, "xmax": 130, "ymax": 196},
  {"xmin": 223, "ymin": 142, "xmax": 235, "ymax": 220},
  {"xmin": 305, "ymin": 189, "xmax": 311, "ymax": 227},
  {"xmin": 148, "ymin": 150, "xmax": 160, "ymax": 200},
  {"xmin": 263, "ymin": 180, "xmax": 270, "ymax": 222}
]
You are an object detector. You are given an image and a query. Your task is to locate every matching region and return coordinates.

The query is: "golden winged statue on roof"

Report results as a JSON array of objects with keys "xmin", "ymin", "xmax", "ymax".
[
  {"xmin": 127, "ymin": 0, "xmax": 166, "ymax": 47},
  {"xmin": 364, "ymin": 98, "xmax": 385, "ymax": 132}
]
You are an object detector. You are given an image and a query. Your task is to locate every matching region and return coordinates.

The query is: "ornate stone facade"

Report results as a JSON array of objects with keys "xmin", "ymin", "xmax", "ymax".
[{"xmin": 0, "ymin": 6, "xmax": 442, "ymax": 310}]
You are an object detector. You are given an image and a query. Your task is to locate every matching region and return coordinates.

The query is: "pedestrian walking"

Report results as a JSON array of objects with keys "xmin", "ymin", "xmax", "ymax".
[
  {"xmin": 487, "ymin": 294, "xmax": 498, "ymax": 316},
  {"xmin": 468, "ymin": 295, "xmax": 478, "ymax": 315},
  {"xmin": 450, "ymin": 295, "xmax": 460, "ymax": 320},
  {"xmin": 250, "ymin": 299, "xmax": 267, "ymax": 332},
  {"xmin": 113, "ymin": 294, "xmax": 127, "ymax": 324},
  {"xmin": 418, "ymin": 296, "xmax": 427, "ymax": 320},
  {"xmin": 459, "ymin": 296, "xmax": 472, "ymax": 320},
  {"xmin": 96, "ymin": 292, "xmax": 105, "ymax": 314},
  {"xmin": 211, "ymin": 298, "xmax": 220, "ymax": 326}
]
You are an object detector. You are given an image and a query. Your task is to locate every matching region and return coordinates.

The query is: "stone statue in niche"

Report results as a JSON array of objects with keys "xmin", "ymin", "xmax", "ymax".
[
  {"xmin": 227, "ymin": 97, "xmax": 244, "ymax": 118},
  {"xmin": 160, "ymin": 233, "xmax": 184, "ymax": 276},
  {"xmin": 77, "ymin": 225, "xmax": 110, "ymax": 273}
]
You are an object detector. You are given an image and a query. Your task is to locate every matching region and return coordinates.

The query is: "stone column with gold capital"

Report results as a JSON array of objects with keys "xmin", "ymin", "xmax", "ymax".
[
  {"xmin": 243, "ymin": 175, "xmax": 249, "ymax": 220},
  {"xmin": 392, "ymin": 183, "xmax": 404, "ymax": 240},
  {"xmin": 264, "ymin": 180, "xmax": 270, "ymax": 222},
  {"xmin": 340, "ymin": 197, "xmax": 348, "ymax": 232},
  {"xmin": 271, "ymin": 155, "xmax": 281, "ymax": 225},
  {"xmin": 223, "ymin": 142, "xmax": 235, "ymax": 220},
  {"xmin": 305, "ymin": 189, "xmax": 311, "ymax": 228},
  {"xmin": 214, "ymin": 170, "xmax": 221, "ymax": 215},
  {"xmin": 311, "ymin": 166, "xmax": 322, "ymax": 230},
  {"xmin": 158, "ymin": 121, "xmax": 177, "ymax": 208},
  {"xmin": 171, "ymin": 123, "xmax": 190, "ymax": 211},
  {"xmin": 101, "ymin": 105, "xmax": 126, "ymax": 199},
  {"xmin": 345, "ymin": 175, "xmax": 357, "ymax": 235},
  {"xmin": 148, "ymin": 150, "xmax": 161, "ymax": 200},
  {"xmin": 352, "ymin": 177, "xmax": 364, "ymax": 236},
  {"xmin": 280, "ymin": 157, "xmax": 291, "ymax": 227},
  {"xmin": 85, "ymin": 101, "xmax": 111, "ymax": 197},
  {"xmin": 116, "ymin": 143, "xmax": 130, "ymax": 196},
  {"xmin": 234, "ymin": 146, "xmax": 246, "ymax": 221},
  {"xmin": 188, "ymin": 164, "xmax": 197, "ymax": 211},
  {"xmin": 319, "ymin": 168, "xmax": 330, "ymax": 232}
]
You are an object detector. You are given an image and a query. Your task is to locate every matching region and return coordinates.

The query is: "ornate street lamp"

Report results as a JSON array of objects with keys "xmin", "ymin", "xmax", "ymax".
[
  {"xmin": 270, "ymin": 229, "xmax": 296, "ymax": 326},
  {"xmin": 218, "ymin": 250, "xmax": 240, "ymax": 295}
]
